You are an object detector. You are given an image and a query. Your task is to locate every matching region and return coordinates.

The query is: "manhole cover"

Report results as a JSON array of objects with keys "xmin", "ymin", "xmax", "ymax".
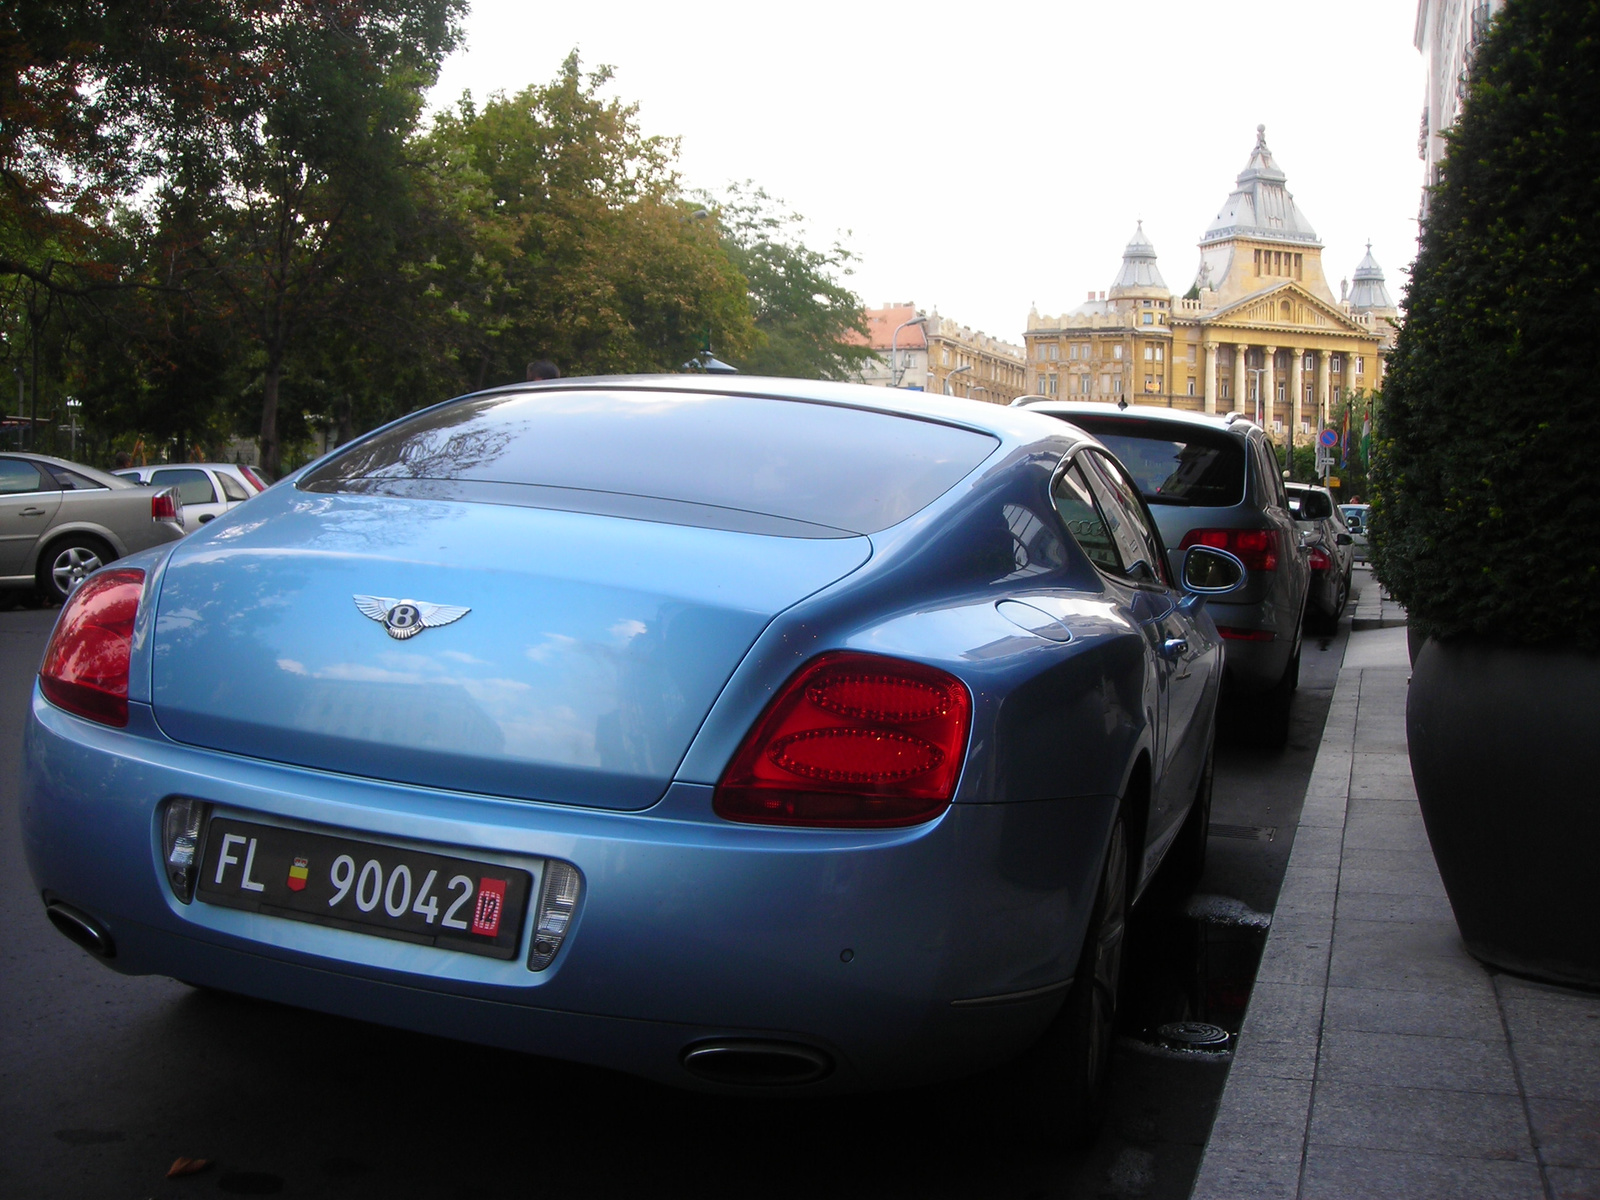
[{"xmin": 1156, "ymin": 1021, "xmax": 1231, "ymax": 1050}]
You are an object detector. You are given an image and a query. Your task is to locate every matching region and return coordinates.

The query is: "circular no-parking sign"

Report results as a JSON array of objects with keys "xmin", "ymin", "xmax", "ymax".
[{"xmin": 1318, "ymin": 428, "xmax": 1338, "ymax": 448}]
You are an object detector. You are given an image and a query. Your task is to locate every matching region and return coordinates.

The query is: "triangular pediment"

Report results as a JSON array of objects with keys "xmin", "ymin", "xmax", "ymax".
[{"xmin": 1203, "ymin": 281, "xmax": 1368, "ymax": 335}]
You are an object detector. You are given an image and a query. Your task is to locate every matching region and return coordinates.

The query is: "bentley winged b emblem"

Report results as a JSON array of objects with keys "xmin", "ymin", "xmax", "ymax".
[{"xmin": 353, "ymin": 595, "xmax": 471, "ymax": 640}]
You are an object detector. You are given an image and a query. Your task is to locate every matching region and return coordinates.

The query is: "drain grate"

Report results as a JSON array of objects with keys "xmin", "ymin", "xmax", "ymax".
[{"xmin": 1209, "ymin": 823, "xmax": 1277, "ymax": 842}]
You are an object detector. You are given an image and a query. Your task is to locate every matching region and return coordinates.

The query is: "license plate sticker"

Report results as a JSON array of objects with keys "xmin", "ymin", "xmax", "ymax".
[{"xmin": 195, "ymin": 817, "xmax": 533, "ymax": 960}]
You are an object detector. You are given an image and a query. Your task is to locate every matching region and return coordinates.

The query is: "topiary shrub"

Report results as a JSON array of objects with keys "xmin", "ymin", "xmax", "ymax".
[{"xmin": 1372, "ymin": 0, "xmax": 1600, "ymax": 649}]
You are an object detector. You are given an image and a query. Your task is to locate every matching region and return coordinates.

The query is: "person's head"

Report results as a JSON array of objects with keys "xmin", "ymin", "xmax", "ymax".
[
  {"xmin": 526, "ymin": 359, "xmax": 561, "ymax": 381},
  {"xmin": 112, "ymin": 451, "xmax": 132, "ymax": 469}
]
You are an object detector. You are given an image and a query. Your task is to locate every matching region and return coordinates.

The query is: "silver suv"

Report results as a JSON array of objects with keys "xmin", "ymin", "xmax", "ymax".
[{"xmin": 1014, "ymin": 402, "xmax": 1311, "ymax": 745}]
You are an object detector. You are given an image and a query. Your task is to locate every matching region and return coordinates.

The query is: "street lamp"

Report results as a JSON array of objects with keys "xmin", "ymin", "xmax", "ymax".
[
  {"xmin": 943, "ymin": 363, "xmax": 973, "ymax": 396},
  {"xmin": 970, "ymin": 384, "xmax": 989, "ymax": 402},
  {"xmin": 889, "ymin": 314, "xmax": 927, "ymax": 387}
]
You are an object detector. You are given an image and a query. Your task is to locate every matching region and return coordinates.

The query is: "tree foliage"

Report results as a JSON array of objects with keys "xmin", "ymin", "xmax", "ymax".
[{"xmin": 1371, "ymin": 0, "xmax": 1600, "ymax": 648}]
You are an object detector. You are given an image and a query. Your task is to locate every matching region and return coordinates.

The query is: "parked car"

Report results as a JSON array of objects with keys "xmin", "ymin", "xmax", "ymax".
[
  {"xmin": 1286, "ymin": 483, "xmax": 1354, "ymax": 632},
  {"xmin": 0, "ymin": 452, "xmax": 186, "ymax": 603},
  {"xmin": 1339, "ymin": 502, "xmax": 1371, "ymax": 563},
  {"xmin": 25, "ymin": 376, "xmax": 1249, "ymax": 1142},
  {"xmin": 113, "ymin": 463, "xmax": 261, "ymax": 530},
  {"xmin": 1013, "ymin": 401, "xmax": 1310, "ymax": 745}
]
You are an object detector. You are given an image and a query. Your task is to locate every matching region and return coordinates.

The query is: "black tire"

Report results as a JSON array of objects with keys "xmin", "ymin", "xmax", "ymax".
[
  {"xmin": 1017, "ymin": 813, "xmax": 1129, "ymax": 1147},
  {"xmin": 35, "ymin": 534, "xmax": 115, "ymax": 605},
  {"xmin": 1150, "ymin": 741, "xmax": 1214, "ymax": 905},
  {"xmin": 1254, "ymin": 644, "xmax": 1299, "ymax": 747}
]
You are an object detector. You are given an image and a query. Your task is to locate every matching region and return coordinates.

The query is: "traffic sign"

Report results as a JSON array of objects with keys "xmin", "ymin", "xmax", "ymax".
[{"xmin": 1318, "ymin": 428, "xmax": 1338, "ymax": 449}]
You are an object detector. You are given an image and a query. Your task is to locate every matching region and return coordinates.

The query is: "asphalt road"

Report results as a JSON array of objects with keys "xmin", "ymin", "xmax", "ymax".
[{"xmin": 0, "ymin": 595, "xmax": 1350, "ymax": 1200}]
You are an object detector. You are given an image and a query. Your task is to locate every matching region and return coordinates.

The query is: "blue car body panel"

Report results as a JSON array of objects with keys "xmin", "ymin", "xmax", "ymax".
[{"xmin": 22, "ymin": 376, "xmax": 1226, "ymax": 1092}]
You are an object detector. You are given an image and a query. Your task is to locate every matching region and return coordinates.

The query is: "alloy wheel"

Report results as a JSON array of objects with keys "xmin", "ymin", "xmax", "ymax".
[{"xmin": 51, "ymin": 546, "xmax": 104, "ymax": 597}]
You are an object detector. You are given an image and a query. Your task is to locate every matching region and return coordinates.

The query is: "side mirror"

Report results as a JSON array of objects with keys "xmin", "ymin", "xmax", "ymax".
[
  {"xmin": 1336, "ymin": 532, "xmax": 1353, "ymax": 546},
  {"xmin": 1180, "ymin": 544, "xmax": 1248, "ymax": 595}
]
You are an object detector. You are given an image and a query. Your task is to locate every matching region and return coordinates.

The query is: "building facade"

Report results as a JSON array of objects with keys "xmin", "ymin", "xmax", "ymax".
[
  {"xmin": 852, "ymin": 303, "xmax": 1026, "ymax": 404},
  {"xmin": 1024, "ymin": 128, "xmax": 1395, "ymax": 441},
  {"xmin": 1415, "ymin": 0, "xmax": 1504, "ymax": 217}
]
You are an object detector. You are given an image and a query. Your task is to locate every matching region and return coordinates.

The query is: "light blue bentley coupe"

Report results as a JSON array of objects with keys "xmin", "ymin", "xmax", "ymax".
[{"xmin": 22, "ymin": 376, "xmax": 1243, "ymax": 1142}]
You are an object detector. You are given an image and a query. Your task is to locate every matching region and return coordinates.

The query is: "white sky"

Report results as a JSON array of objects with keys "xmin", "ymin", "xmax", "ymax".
[{"xmin": 428, "ymin": 0, "xmax": 1424, "ymax": 345}]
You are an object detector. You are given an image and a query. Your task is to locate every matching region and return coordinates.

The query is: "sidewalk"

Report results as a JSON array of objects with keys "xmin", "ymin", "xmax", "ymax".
[
  {"xmin": 1190, "ymin": 623, "xmax": 1600, "ymax": 1199},
  {"xmin": 1349, "ymin": 565, "xmax": 1408, "ymax": 631}
]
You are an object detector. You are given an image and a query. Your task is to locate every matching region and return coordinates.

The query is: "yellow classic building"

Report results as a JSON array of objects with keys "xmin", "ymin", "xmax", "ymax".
[{"xmin": 1025, "ymin": 127, "xmax": 1397, "ymax": 441}]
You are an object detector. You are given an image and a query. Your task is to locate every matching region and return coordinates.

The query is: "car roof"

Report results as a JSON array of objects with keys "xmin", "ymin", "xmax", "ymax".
[
  {"xmin": 10, "ymin": 451, "xmax": 133, "ymax": 489},
  {"xmin": 469, "ymin": 374, "xmax": 1100, "ymax": 455},
  {"xmin": 1010, "ymin": 399, "xmax": 1263, "ymax": 437}
]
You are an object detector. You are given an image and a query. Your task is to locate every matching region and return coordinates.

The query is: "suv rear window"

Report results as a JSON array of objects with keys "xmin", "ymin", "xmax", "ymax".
[
  {"xmin": 301, "ymin": 389, "xmax": 998, "ymax": 537},
  {"xmin": 1049, "ymin": 415, "xmax": 1245, "ymax": 508}
]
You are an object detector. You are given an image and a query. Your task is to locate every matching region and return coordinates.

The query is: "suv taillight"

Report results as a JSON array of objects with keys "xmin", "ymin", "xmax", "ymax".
[
  {"xmin": 1308, "ymin": 547, "xmax": 1331, "ymax": 571},
  {"xmin": 151, "ymin": 490, "xmax": 179, "ymax": 522},
  {"xmin": 39, "ymin": 568, "xmax": 145, "ymax": 727},
  {"xmin": 1180, "ymin": 528, "xmax": 1279, "ymax": 572},
  {"xmin": 713, "ymin": 651, "xmax": 972, "ymax": 828}
]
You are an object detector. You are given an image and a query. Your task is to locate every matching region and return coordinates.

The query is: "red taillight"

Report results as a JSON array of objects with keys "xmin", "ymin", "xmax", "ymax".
[
  {"xmin": 151, "ymin": 491, "xmax": 177, "ymax": 521},
  {"xmin": 239, "ymin": 466, "xmax": 268, "ymax": 492},
  {"xmin": 1308, "ymin": 547, "xmax": 1331, "ymax": 571},
  {"xmin": 714, "ymin": 651, "xmax": 972, "ymax": 828},
  {"xmin": 1180, "ymin": 527, "xmax": 1279, "ymax": 572},
  {"xmin": 1215, "ymin": 626, "xmax": 1275, "ymax": 642},
  {"xmin": 39, "ymin": 568, "xmax": 145, "ymax": 727}
]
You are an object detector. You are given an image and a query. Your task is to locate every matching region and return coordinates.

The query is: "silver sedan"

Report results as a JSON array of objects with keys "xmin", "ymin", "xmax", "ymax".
[{"xmin": 0, "ymin": 452, "xmax": 186, "ymax": 603}]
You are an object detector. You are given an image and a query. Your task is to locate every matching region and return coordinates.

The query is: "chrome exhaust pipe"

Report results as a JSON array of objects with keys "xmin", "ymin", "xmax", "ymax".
[
  {"xmin": 45, "ymin": 901, "xmax": 115, "ymax": 958},
  {"xmin": 681, "ymin": 1040, "xmax": 832, "ymax": 1086}
]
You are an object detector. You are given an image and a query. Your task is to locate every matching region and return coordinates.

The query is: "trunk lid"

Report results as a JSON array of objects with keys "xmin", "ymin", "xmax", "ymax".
[{"xmin": 150, "ymin": 492, "xmax": 871, "ymax": 809}]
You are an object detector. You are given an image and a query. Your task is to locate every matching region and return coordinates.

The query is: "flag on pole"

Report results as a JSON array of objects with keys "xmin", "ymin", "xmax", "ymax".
[
  {"xmin": 1339, "ymin": 404, "xmax": 1352, "ymax": 468},
  {"xmin": 1360, "ymin": 403, "xmax": 1372, "ymax": 470}
]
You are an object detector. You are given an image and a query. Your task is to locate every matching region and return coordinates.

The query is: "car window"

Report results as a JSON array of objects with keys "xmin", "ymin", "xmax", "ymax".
[
  {"xmin": 1253, "ymin": 440, "xmax": 1285, "ymax": 509},
  {"xmin": 44, "ymin": 464, "xmax": 107, "ymax": 491},
  {"xmin": 217, "ymin": 472, "xmax": 251, "ymax": 502},
  {"xmin": 114, "ymin": 470, "xmax": 145, "ymax": 483},
  {"xmin": 1051, "ymin": 463, "xmax": 1122, "ymax": 576},
  {"xmin": 151, "ymin": 467, "xmax": 218, "ymax": 505},
  {"xmin": 301, "ymin": 389, "xmax": 999, "ymax": 537},
  {"xmin": 0, "ymin": 458, "xmax": 43, "ymax": 494},
  {"xmin": 1044, "ymin": 415, "xmax": 1246, "ymax": 508},
  {"xmin": 1080, "ymin": 450, "xmax": 1169, "ymax": 586}
]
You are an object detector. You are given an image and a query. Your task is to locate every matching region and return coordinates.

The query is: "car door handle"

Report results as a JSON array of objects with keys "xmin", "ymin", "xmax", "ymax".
[
  {"xmin": 1160, "ymin": 637, "xmax": 1188, "ymax": 660},
  {"xmin": 18, "ymin": 506, "xmax": 46, "ymax": 516},
  {"xmin": 198, "ymin": 513, "xmax": 216, "ymax": 523}
]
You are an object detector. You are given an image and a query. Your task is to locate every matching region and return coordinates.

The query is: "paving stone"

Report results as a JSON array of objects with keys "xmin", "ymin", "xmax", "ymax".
[
  {"xmin": 1328, "ymin": 920, "xmax": 1485, "ymax": 992},
  {"xmin": 1338, "ymin": 845, "xmax": 1442, "ymax": 876},
  {"xmin": 1255, "ymin": 924, "xmax": 1333, "ymax": 988},
  {"xmin": 1508, "ymin": 1039, "xmax": 1600, "ymax": 1103},
  {"xmin": 1527, "ymin": 1097, "xmax": 1600, "ymax": 1169},
  {"xmin": 1283, "ymin": 826, "xmax": 1344, "ymax": 871},
  {"xmin": 1319, "ymin": 1028, "xmax": 1520, "ymax": 1094},
  {"xmin": 1190, "ymin": 1145, "xmax": 1304, "ymax": 1200},
  {"xmin": 1546, "ymin": 1165, "xmax": 1600, "ymax": 1200},
  {"xmin": 1207, "ymin": 1073, "xmax": 1315, "ymax": 1143},
  {"xmin": 1340, "ymin": 811, "xmax": 1430, "ymax": 851},
  {"xmin": 1334, "ymin": 889, "xmax": 1458, "ymax": 924},
  {"xmin": 1300, "ymin": 1144, "xmax": 1546, "ymax": 1199},
  {"xmin": 1308, "ymin": 1081, "xmax": 1533, "ymax": 1159},
  {"xmin": 1498, "ymin": 976, "xmax": 1600, "ymax": 1049},
  {"xmin": 1232, "ymin": 983, "xmax": 1324, "ymax": 1080},
  {"xmin": 1337, "ymin": 867, "xmax": 1450, "ymax": 898},
  {"xmin": 1323, "ymin": 983, "xmax": 1505, "ymax": 1040}
]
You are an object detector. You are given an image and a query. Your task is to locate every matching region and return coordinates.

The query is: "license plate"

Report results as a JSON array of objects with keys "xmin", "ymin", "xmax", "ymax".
[{"xmin": 196, "ymin": 817, "xmax": 533, "ymax": 960}]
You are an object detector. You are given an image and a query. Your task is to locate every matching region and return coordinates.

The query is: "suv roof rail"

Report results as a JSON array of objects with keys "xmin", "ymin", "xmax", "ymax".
[{"xmin": 1009, "ymin": 395, "xmax": 1054, "ymax": 408}]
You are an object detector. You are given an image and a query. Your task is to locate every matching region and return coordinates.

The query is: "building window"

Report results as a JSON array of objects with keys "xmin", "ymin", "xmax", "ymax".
[
  {"xmin": 1144, "ymin": 345, "xmax": 1154, "ymax": 361},
  {"xmin": 1355, "ymin": 356, "xmax": 1364, "ymax": 375},
  {"xmin": 1303, "ymin": 351, "xmax": 1314, "ymax": 370},
  {"xmin": 1049, "ymin": 344, "xmax": 1059, "ymax": 361},
  {"xmin": 1142, "ymin": 312, "xmax": 1153, "ymax": 325},
  {"xmin": 1188, "ymin": 378, "xmax": 1196, "ymax": 396},
  {"xmin": 1081, "ymin": 343, "xmax": 1090, "ymax": 359},
  {"xmin": 1113, "ymin": 375, "xmax": 1123, "ymax": 394},
  {"xmin": 1222, "ymin": 380, "xmax": 1231, "ymax": 400},
  {"xmin": 1112, "ymin": 345, "xmax": 1123, "ymax": 360},
  {"xmin": 1155, "ymin": 346, "xmax": 1164, "ymax": 362},
  {"xmin": 1254, "ymin": 249, "xmax": 1262, "ymax": 277},
  {"xmin": 1188, "ymin": 345, "xmax": 1198, "ymax": 364},
  {"xmin": 1036, "ymin": 344, "xmax": 1047, "ymax": 361},
  {"xmin": 1069, "ymin": 343, "xmax": 1079, "ymax": 360},
  {"xmin": 1080, "ymin": 374, "xmax": 1091, "ymax": 395},
  {"xmin": 1332, "ymin": 354, "xmax": 1342, "ymax": 373},
  {"xmin": 943, "ymin": 348, "xmax": 951, "ymax": 366},
  {"xmin": 1273, "ymin": 419, "xmax": 1283, "ymax": 434}
]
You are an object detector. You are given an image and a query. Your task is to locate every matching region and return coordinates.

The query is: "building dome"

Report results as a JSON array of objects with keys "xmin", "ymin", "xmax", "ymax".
[
  {"xmin": 1201, "ymin": 125, "xmax": 1321, "ymax": 248},
  {"xmin": 1108, "ymin": 221, "xmax": 1169, "ymax": 298},
  {"xmin": 1347, "ymin": 242, "xmax": 1396, "ymax": 313}
]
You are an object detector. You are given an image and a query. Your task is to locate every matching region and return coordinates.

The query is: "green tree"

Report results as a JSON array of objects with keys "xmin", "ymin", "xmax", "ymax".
[
  {"xmin": 420, "ymin": 55, "xmax": 754, "ymax": 387},
  {"xmin": 1371, "ymin": 0, "xmax": 1600, "ymax": 646},
  {"xmin": 705, "ymin": 184, "xmax": 873, "ymax": 380}
]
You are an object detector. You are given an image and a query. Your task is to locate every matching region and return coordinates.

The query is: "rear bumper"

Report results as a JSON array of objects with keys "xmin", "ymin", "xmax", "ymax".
[
  {"xmin": 1207, "ymin": 596, "xmax": 1297, "ymax": 695},
  {"xmin": 22, "ymin": 690, "xmax": 1115, "ymax": 1092}
]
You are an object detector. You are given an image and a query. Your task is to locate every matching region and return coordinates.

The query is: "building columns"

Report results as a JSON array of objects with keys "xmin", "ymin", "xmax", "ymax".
[
  {"xmin": 1317, "ymin": 349, "xmax": 1331, "ymax": 428},
  {"xmin": 1263, "ymin": 345, "xmax": 1278, "ymax": 431},
  {"xmin": 1203, "ymin": 342, "xmax": 1218, "ymax": 413},
  {"xmin": 1289, "ymin": 347, "xmax": 1304, "ymax": 436},
  {"xmin": 1235, "ymin": 343, "xmax": 1249, "ymax": 412}
]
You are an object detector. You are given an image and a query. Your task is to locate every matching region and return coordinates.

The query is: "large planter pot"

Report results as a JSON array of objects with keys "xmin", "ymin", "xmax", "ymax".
[{"xmin": 1407, "ymin": 636, "xmax": 1600, "ymax": 988}]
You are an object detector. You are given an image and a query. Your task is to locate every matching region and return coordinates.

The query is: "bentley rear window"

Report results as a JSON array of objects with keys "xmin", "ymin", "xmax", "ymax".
[{"xmin": 301, "ymin": 389, "xmax": 998, "ymax": 536}]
